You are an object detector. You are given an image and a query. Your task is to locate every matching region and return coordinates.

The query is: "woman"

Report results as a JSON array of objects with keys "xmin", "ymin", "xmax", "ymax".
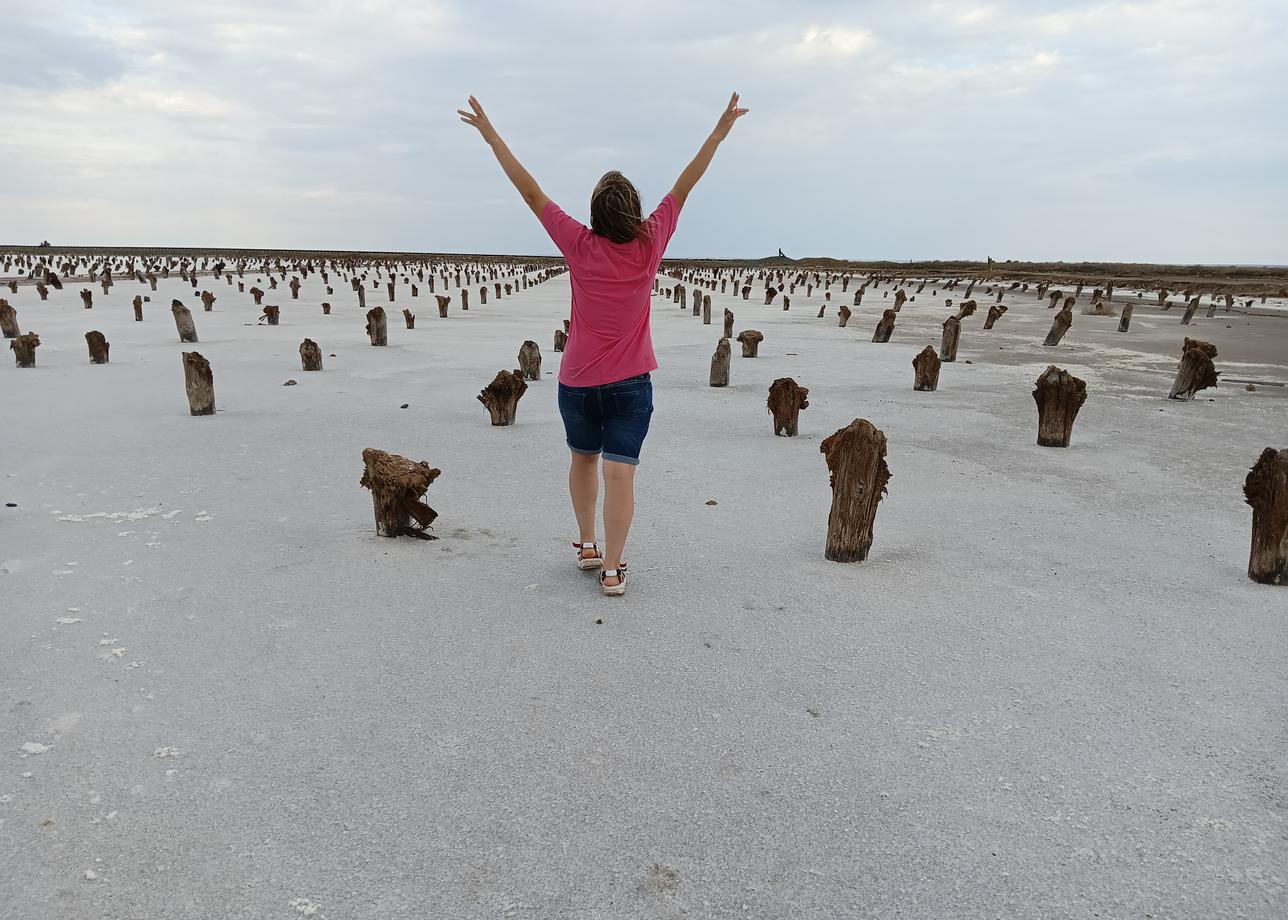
[{"xmin": 459, "ymin": 92, "xmax": 749, "ymax": 596}]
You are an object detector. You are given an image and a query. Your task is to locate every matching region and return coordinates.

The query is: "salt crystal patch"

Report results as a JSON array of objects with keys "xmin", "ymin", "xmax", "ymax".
[
  {"xmin": 84, "ymin": 869, "xmax": 97, "ymax": 880},
  {"xmin": 21, "ymin": 742, "xmax": 51, "ymax": 755},
  {"xmin": 153, "ymin": 746, "xmax": 181, "ymax": 758},
  {"xmin": 55, "ymin": 617, "xmax": 83, "ymax": 625},
  {"xmin": 289, "ymin": 898, "xmax": 321, "ymax": 916}
]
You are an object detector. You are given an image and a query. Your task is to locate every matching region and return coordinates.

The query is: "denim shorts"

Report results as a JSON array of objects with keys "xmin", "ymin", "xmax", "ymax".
[{"xmin": 557, "ymin": 373, "xmax": 654, "ymax": 465}]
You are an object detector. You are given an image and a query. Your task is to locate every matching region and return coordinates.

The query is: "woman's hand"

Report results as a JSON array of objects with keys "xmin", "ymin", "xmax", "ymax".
[
  {"xmin": 710, "ymin": 92, "xmax": 749, "ymax": 142},
  {"xmin": 458, "ymin": 96, "xmax": 500, "ymax": 145}
]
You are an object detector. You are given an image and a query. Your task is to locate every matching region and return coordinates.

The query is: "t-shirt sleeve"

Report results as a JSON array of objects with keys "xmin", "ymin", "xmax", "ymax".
[
  {"xmin": 540, "ymin": 200, "xmax": 589, "ymax": 257},
  {"xmin": 646, "ymin": 193, "xmax": 681, "ymax": 253}
]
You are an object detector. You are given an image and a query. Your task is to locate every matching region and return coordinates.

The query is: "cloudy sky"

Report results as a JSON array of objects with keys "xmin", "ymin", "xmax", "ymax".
[{"xmin": 2, "ymin": 1, "xmax": 1284, "ymax": 263}]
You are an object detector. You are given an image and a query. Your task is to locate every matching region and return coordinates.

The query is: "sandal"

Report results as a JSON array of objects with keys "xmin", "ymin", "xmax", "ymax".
[
  {"xmin": 600, "ymin": 564, "xmax": 627, "ymax": 597},
  {"xmin": 573, "ymin": 541, "xmax": 603, "ymax": 570}
]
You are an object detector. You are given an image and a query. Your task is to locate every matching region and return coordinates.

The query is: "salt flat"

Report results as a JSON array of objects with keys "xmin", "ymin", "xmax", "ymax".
[{"xmin": 3, "ymin": 265, "xmax": 1286, "ymax": 919}]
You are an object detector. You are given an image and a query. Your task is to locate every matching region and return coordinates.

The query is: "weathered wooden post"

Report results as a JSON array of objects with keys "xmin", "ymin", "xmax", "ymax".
[
  {"xmin": 782, "ymin": 295, "xmax": 791, "ymax": 311},
  {"xmin": 35, "ymin": 281, "xmax": 48, "ymax": 301},
  {"xmin": 913, "ymin": 345, "xmax": 941, "ymax": 391},
  {"xmin": 1180, "ymin": 296, "xmax": 1201, "ymax": 325},
  {"xmin": 171, "ymin": 300, "xmax": 198, "ymax": 342},
  {"xmin": 723, "ymin": 309, "xmax": 734, "ymax": 338},
  {"xmin": 1168, "ymin": 338, "xmax": 1219, "ymax": 400},
  {"xmin": 1044, "ymin": 301, "xmax": 1073, "ymax": 346},
  {"xmin": 366, "ymin": 306, "xmax": 388, "ymax": 346},
  {"xmin": 838, "ymin": 305, "xmax": 852, "ymax": 327},
  {"xmin": 133, "ymin": 295, "xmax": 144, "ymax": 321},
  {"xmin": 359, "ymin": 448, "xmax": 441, "ymax": 538},
  {"xmin": 1047, "ymin": 289, "xmax": 1063, "ymax": 310},
  {"xmin": 767, "ymin": 377, "xmax": 809, "ymax": 436},
  {"xmin": 436, "ymin": 295, "xmax": 450, "ymax": 318},
  {"xmin": 480, "ymin": 286, "xmax": 487, "ymax": 305},
  {"xmin": 357, "ymin": 284, "xmax": 366, "ymax": 310},
  {"xmin": 554, "ymin": 328, "xmax": 567, "ymax": 352},
  {"xmin": 702, "ymin": 294, "xmax": 711, "ymax": 324},
  {"xmin": 85, "ymin": 331, "xmax": 109, "ymax": 364},
  {"xmin": 300, "ymin": 338, "xmax": 323, "ymax": 371},
  {"xmin": 403, "ymin": 308, "xmax": 415, "ymax": 329},
  {"xmin": 893, "ymin": 289, "xmax": 907, "ymax": 311},
  {"xmin": 518, "ymin": 340, "xmax": 541, "ymax": 380},
  {"xmin": 872, "ymin": 309, "xmax": 896, "ymax": 342},
  {"xmin": 261, "ymin": 305, "xmax": 279, "ymax": 325},
  {"xmin": 764, "ymin": 286, "xmax": 777, "ymax": 306},
  {"xmin": 955, "ymin": 300, "xmax": 977, "ymax": 320},
  {"xmin": 477, "ymin": 369, "xmax": 528, "ymax": 425},
  {"xmin": 80, "ymin": 289, "xmax": 93, "ymax": 309},
  {"xmin": 1244, "ymin": 448, "xmax": 1288, "ymax": 585},
  {"xmin": 0, "ymin": 299, "xmax": 18, "ymax": 338},
  {"xmin": 984, "ymin": 304, "xmax": 1007, "ymax": 329},
  {"xmin": 321, "ymin": 302, "xmax": 331, "ymax": 315},
  {"xmin": 182, "ymin": 351, "xmax": 215, "ymax": 415},
  {"xmin": 941, "ymin": 315, "xmax": 962, "ymax": 361},
  {"xmin": 250, "ymin": 286, "xmax": 264, "ymax": 305},
  {"xmin": 1032, "ymin": 366, "xmax": 1086, "ymax": 447},
  {"xmin": 737, "ymin": 329, "xmax": 763, "ymax": 357},
  {"xmin": 820, "ymin": 419, "xmax": 890, "ymax": 562},
  {"xmin": 709, "ymin": 337, "xmax": 731, "ymax": 387},
  {"xmin": 461, "ymin": 288, "xmax": 469, "ymax": 311},
  {"xmin": 386, "ymin": 281, "xmax": 394, "ymax": 302},
  {"xmin": 10, "ymin": 332, "xmax": 39, "ymax": 367},
  {"xmin": 201, "ymin": 290, "xmax": 216, "ymax": 311},
  {"xmin": 494, "ymin": 282, "xmax": 501, "ymax": 300},
  {"xmin": 1117, "ymin": 304, "xmax": 1133, "ymax": 332}
]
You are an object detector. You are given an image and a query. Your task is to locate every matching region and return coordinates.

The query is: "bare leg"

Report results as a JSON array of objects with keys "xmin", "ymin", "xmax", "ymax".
[
  {"xmin": 569, "ymin": 451, "xmax": 600, "ymax": 558},
  {"xmin": 602, "ymin": 460, "xmax": 636, "ymax": 586}
]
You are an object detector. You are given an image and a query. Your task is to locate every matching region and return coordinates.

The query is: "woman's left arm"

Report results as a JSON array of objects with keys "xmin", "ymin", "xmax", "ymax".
[{"xmin": 458, "ymin": 96, "xmax": 550, "ymax": 218}]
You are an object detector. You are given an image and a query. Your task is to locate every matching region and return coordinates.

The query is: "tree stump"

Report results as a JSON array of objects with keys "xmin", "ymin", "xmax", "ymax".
[
  {"xmin": 171, "ymin": 300, "xmax": 198, "ymax": 342},
  {"xmin": 723, "ymin": 309, "xmax": 734, "ymax": 338},
  {"xmin": 0, "ymin": 299, "xmax": 18, "ymax": 338},
  {"xmin": 182, "ymin": 351, "xmax": 215, "ymax": 416},
  {"xmin": 984, "ymin": 304, "xmax": 1007, "ymax": 329},
  {"xmin": 366, "ymin": 306, "xmax": 388, "ymax": 346},
  {"xmin": 300, "ymin": 338, "xmax": 323, "ymax": 371},
  {"xmin": 359, "ymin": 447, "xmax": 441, "ymax": 538},
  {"xmin": 477, "ymin": 369, "xmax": 528, "ymax": 425},
  {"xmin": 80, "ymin": 289, "xmax": 93, "ymax": 309},
  {"xmin": 250, "ymin": 286, "xmax": 264, "ymax": 305},
  {"xmin": 436, "ymin": 295, "xmax": 450, "ymax": 318},
  {"xmin": 554, "ymin": 328, "xmax": 567, "ymax": 352},
  {"xmin": 1168, "ymin": 338, "xmax": 1219, "ymax": 400},
  {"xmin": 820, "ymin": 419, "xmax": 890, "ymax": 562},
  {"xmin": 709, "ymin": 337, "xmax": 731, "ymax": 387},
  {"xmin": 403, "ymin": 308, "xmax": 415, "ymax": 329},
  {"xmin": 872, "ymin": 309, "xmax": 896, "ymax": 342},
  {"xmin": 133, "ymin": 295, "xmax": 144, "ymax": 321},
  {"xmin": 1032, "ymin": 366, "xmax": 1086, "ymax": 447},
  {"xmin": 201, "ymin": 290, "xmax": 216, "ymax": 311},
  {"xmin": 838, "ymin": 305, "xmax": 851, "ymax": 327},
  {"xmin": 941, "ymin": 315, "xmax": 962, "ymax": 362},
  {"xmin": 1244, "ymin": 448, "xmax": 1288, "ymax": 585},
  {"xmin": 767, "ymin": 377, "xmax": 809, "ymax": 436},
  {"xmin": 736, "ymin": 329, "xmax": 763, "ymax": 357},
  {"xmin": 518, "ymin": 340, "xmax": 541, "ymax": 380},
  {"xmin": 913, "ymin": 345, "xmax": 941, "ymax": 391},
  {"xmin": 85, "ymin": 330, "xmax": 109, "ymax": 364},
  {"xmin": 1117, "ymin": 304, "xmax": 1133, "ymax": 332},
  {"xmin": 1043, "ymin": 302, "xmax": 1073, "ymax": 346},
  {"xmin": 10, "ymin": 332, "xmax": 39, "ymax": 367},
  {"xmin": 261, "ymin": 305, "xmax": 280, "ymax": 325}
]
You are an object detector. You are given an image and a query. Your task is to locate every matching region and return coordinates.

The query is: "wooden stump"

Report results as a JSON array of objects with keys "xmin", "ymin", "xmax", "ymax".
[
  {"xmin": 10, "ymin": 332, "xmax": 39, "ymax": 367},
  {"xmin": 133, "ymin": 295, "xmax": 143, "ymax": 321},
  {"xmin": 403, "ymin": 308, "xmax": 415, "ymax": 329},
  {"xmin": 477, "ymin": 369, "xmax": 528, "ymax": 425},
  {"xmin": 737, "ymin": 329, "xmax": 763, "ymax": 357},
  {"xmin": 250, "ymin": 286, "xmax": 264, "ymax": 304},
  {"xmin": 767, "ymin": 377, "xmax": 809, "ymax": 437},
  {"xmin": 182, "ymin": 351, "xmax": 215, "ymax": 416},
  {"xmin": 1180, "ymin": 296, "xmax": 1200, "ymax": 325},
  {"xmin": 357, "ymin": 285, "xmax": 366, "ymax": 309},
  {"xmin": 741, "ymin": 285, "xmax": 751, "ymax": 301},
  {"xmin": 80, "ymin": 289, "xmax": 93, "ymax": 309},
  {"xmin": 1244, "ymin": 448, "xmax": 1288, "ymax": 585},
  {"xmin": 171, "ymin": 300, "xmax": 198, "ymax": 342},
  {"xmin": 1168, "ymin": 338, "xmax": 1219, "ymax": 400},
  {"xmin": 35, "ymin": 282, "xmax": 48, "ymax": 301},
  {"xmin": 201, "ymin": 290, "xmax": 216, "ymax": 312},
  {"xmin": 461, "ymin": 289, "xmax": 469, "ymax": 311},
  {"xmin": 893, "ymin": 289, "xmax": 907, "ymax": 311},
  {"xmin": 359, "ymin": 447, "xmax": 441, "ymax": 538},
  {"xmin": 763, "ymin": 287, "xmax": 777, "ymax": 306},
  {"xmin": 941, "ymin": 315, "xmax": 961, "ymax": 362},
  {"xmin": 85, "ymin": 330, "xmax": 109, "ymax": 364},
  {"xmin": 702, "ymin": 295, "xmax": 711, "ymax": 324},
  {"xmin": 955, "ymin": 300, "xmax": 977, "ymax": 320},
  {"xmin": 872, "ymin": 309, "xmax": 896, "ymax": 342},
  {"xmin": 723, "ymin": 309, "xmax": 734, "ymax": 338},
  {"xmin": 984, "ymin": 304, "xmax": 1007, "ymax": 329},
  {"xmin": 820, "ymin": 419, "xmax": 891, "ymax": 563},
  {"xmin": 1043, "ymin": 303, "xmax": 1073, "ymax": 346},
  {"xmin": 1117, "ymin": 304, "xmax": 1133, "ymax": 332},
  {"xmin": 0, "ymin": 299, "xmax": 18, "ymax": 338},
  {"xmin": 709, "ymin": 338, "xmax": 731, "ymax": 387},
  {"xmin": 838, "ymin": 305, "xmax": 851, "ymax": 327},
  {"xmin": 554, "ymin": 328, "xmax": 567, "ymax": 352},
  {"xmin": 912, "ymin": 345, "xmax": 941, "ymax": 391},
  {"xmin": 366, "ymin": 306, "xmax": 387, "ymax": 346},
  {"xmin": 322, "ymin": 302, "xmax": 331, "ymax": 315},
  {"xmin": 1032, "ymin": 366, "xmax": 1086, "ymax": 447},
  {"xmin": 436, "ymin": 295, "xmax": 450, "ymax": 318},
  {"xmin": 300, "ymin": 338, "xmax": 323, "ymax": 371},
  {"xmin": 261, "ymin": 305, "xmax": 280, "ymax": 325},
  {"xmin": 783, "ymin": 295, "xmax": 791, "ymax": 311},
  {"xmin": 480, "ymin": 286, "xmax": 487, "ymax": 305},
  {"xmin": 518, "ymin": 340, "xmax": 541, "ymax": 380},
  {"xmin": 386, "ymin": 281, "xmax": 395, "ymax": 302},
  {"xmin": 816, "ymin": 303, "xmax": 826, "ymax": 319}
]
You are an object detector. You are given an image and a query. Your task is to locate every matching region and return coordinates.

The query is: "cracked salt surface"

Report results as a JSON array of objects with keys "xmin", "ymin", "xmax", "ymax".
[{"xmin": 57, "ymin": 507, "xmax": 162, "ymax": 523}]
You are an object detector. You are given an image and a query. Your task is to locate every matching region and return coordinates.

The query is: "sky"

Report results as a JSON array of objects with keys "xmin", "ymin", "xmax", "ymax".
[{"xmin": 1, "ymin": 0, "xmax": 1285, "ymax": 263}]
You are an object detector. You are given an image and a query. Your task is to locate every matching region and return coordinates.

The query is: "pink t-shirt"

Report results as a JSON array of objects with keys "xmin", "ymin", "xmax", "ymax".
[{"xmin": 540, "ymin": 193, "xmax": 681, "ymax": 387}]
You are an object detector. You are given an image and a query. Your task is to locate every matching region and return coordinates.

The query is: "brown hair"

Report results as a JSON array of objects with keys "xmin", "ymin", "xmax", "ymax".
[{"xmin": 590, "ymin": 171, "xmax": 647, "ymax": 244}]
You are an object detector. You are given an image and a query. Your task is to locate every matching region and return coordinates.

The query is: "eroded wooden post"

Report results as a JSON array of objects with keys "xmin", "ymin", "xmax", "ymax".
[
  {"xmin": 820, "ymin": 419, "xmax": 891, "ymax": 562},
  {"xmin": 767, "ymin": 377, "xmax": 809, "ymax": 436},
  {"xmin": 1032, "ymin": 365, "xmax": 1086, "ymax": 447},
  {"xmin": 171, "ymin": 300, "xmax": 198, "ymax": 342},
  {"xmin": 10, "ymin": 332, "xmax": 39, "ymax": 367},
  {"xmin": 85, "ymin": 331, "xmax": 109, "ymax": 364},
  {"xmin": 913, "ymin": 345, "xmax": 941, "ymax": 391},
  {"xmin": 182, "ymin": 351, "xmax": 215, "ymax": 415},
  {"xmin": 80, "ymin": 289, "xmax": 93, "ymax": 309},
  {"xmin": 359, "ymin": 448, "xmax": 441, "ymax": 538},
  {"xmin": 723, "ymin": 309, "xmax": 734, "ymax": 338},
  {"xmin": 0, "ymin": 299, "xmax": 18, "ymax": 338},
  {"xmin": 703, "ymin": 294, "xmax": 711, "ymax": 324},
  {"xmin": 261, "ymin": 305, "xmax": 279, "ymax": 325},
  {"xmin": 941, "ymin": 315, "xmax": 961, "ymax": 361},
  {"xmin": 300, "ymin": 338, "xmax": 323, "ymax": 371},
  {"xmin": 366, "ymin": 306, "xmax": 388, "ymax": 345},
  {"xmin": 984, "ymin": 304, "xmax": 1007, "ymax": 329},
  {"xmin": 201, "ymin": 290, "xmax": 216, "ymax": 311},
  {"xmin": 872, "ymin": 309, "xmax": 896, "ymax": 342},
  {"xmin": 838, "ymin": 305, "xmax": 852, "ymax": 327},
  {"xmin": 518, "ymin": 340, "xmax": 541, "ymax": 380},
  {"xmin": 1044, "ymin": 301, "xmax": 1073, "ymax": 346},
  {"xmin": 709, "ymin": 338, "xmax": 730, "ymax": 387},
  {"xmin": 133, "ymin": 295, "xmax": 144, "ymax": 321},
  {"xmin": 1168, "ymin": 338, "xmax": 1219, "ymax": 400},
  {"xmin": 477, "ymin": 369, "xmax": 528, "ymax": 425},
  {"xmin": 736, "ymin": 329, "xmax": 763, "ymax": 357},
  {"xmin": 436, "ymin": 295, "xmax": 450, "ymax": 318},
  {"xmin": 250, "ymin": 286, "xmax": 264, "ymax": 305},
  {"xmin": 403, "ymin": 308, "xmax": 415, "ymax": 329},
  {"xmin": 1118, "ymin": 304, "xmax": 1133, "ymax": 332},
  {"xmin": 1244, "ymin": 448, "xmax": 1288, "ymax": 585}
]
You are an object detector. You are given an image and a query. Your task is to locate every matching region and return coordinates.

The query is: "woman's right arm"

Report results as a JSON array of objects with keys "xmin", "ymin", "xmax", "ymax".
[{"xmin": 670, "ymin": 92, "xmax": 749, "ymax": 209}]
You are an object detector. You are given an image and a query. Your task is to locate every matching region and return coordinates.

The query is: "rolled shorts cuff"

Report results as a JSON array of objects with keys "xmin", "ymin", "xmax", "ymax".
[
  {"xmin": 602, "ymin": 451, "xmax": 641, "ymax": 466},
  {"xmin": 568, "ymin": 442, "xmax": 603, "ymax": 457}
]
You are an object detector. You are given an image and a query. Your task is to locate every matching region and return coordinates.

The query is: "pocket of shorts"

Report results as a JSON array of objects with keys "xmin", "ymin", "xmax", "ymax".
[{"xmin": 613, "ymin": 382, "xmax": 653, "ymax": 416}]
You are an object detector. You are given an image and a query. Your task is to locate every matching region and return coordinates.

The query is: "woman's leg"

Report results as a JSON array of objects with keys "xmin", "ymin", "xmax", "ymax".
[
  {"xmin": 601, "ymin": 460, "xmax": 636, "ymax": 585},
  {"xmin": 569, "ymin": 451, "xmax": 600, "ymax": 552}
]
